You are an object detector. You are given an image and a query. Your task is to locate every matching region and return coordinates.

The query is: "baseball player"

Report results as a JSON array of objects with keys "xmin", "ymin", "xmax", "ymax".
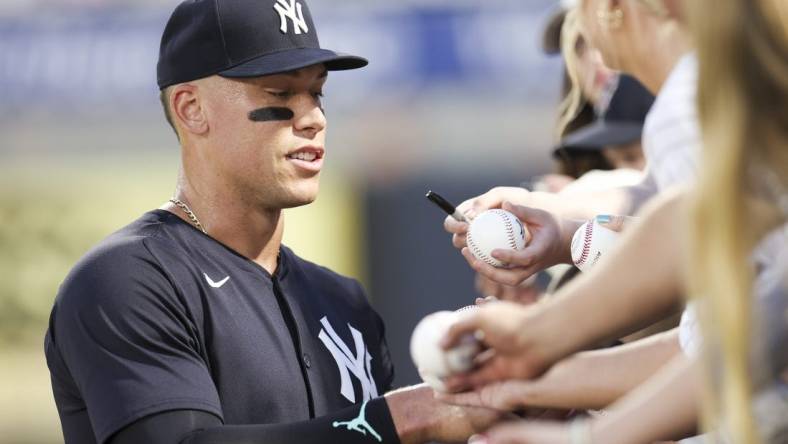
[{"xmin": 44, "ymin": 1, "xmax": 501, "ymax": 443}]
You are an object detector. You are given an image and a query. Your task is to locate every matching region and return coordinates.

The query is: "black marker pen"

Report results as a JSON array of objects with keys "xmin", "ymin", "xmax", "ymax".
[{"xmin": 426, "ymin": 191, "xmax": 468, "ymax": 222}]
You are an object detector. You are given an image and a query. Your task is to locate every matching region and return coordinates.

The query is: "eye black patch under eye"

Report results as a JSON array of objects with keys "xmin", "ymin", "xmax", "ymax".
[{"xmin": 248, "ymin": 107, "xmax": 295, "ymax": 122}]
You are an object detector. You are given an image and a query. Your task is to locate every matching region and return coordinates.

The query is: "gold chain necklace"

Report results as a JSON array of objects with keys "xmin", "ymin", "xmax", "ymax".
[{"xmin": 169, "ymin": 198, "xmax": 208, "ymax": 234}]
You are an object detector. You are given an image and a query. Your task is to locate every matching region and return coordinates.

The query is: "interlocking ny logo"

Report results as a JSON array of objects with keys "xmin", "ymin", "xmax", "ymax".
[
  {"xmin": 273, "ymin": 0, "xmax": 309, "ymax": 35},
  {"xmin": 318, "ymin": 316, "xmax": 379, "ymax": 403}
]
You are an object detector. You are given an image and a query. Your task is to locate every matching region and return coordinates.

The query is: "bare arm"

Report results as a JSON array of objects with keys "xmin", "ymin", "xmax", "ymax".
[
  {"xmin": 438, "ymin": 329, "xmax": 681, "ymax": 411},
  {"xmin": 478, "ymin": 355, "xmax": 701, "ymax": 444},
  {"xmin": 442, "ymin": 190, "xmax": 688, "ymax": 389},
  {"xmin": 446, "ymin": 171, "xmax": 657, "ymax": 230},
  {"xmin": 531, "ymin": 189, "xmax": 687, "ymax": 352},
  {"xmin": 541, "ymin": 170, "xmax": 657, "ymax": 219},
  {"xmin": 589, "ymin": 354, "xmax": 701, "ymax": 443},
  {"xmin": 444, "ymin": 175, "xmax": 659, "ymax": 286},
  {"xmin": 532, "ymin": 329, "xmax": 682, "ymax": 410}
]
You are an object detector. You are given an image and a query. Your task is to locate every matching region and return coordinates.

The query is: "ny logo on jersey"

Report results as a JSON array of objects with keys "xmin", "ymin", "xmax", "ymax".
[
  {"xmin": 318, "ymin": 316, "xmax": 379, "ymax": 403},
  {"xmin": 273, "ymin": 0, "xmax": 309, "ymax": 35}
]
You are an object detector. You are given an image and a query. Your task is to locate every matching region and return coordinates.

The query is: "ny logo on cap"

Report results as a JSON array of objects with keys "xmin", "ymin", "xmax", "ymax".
[{"xmin": 274, "ymin": 0, "xmax": 309, "ymax": 35}]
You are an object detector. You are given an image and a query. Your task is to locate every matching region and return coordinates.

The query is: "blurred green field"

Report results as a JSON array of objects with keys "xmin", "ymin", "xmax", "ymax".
[{"xmin": 0, "ymin": 156, "xmax": 363, "ymax": 443}]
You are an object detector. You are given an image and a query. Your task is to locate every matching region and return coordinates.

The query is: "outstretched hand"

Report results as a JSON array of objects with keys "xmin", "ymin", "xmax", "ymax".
[
  {"xmin": 439, "ymin": 301, "xmax": 552, "ymax": 392},
  {"xmin": 458, "ymin": 202, "xmax": 575, "ymax": 286},
  {"xmin": 443, "ymin": 187, "xmax": 532, "ymax": 250}
]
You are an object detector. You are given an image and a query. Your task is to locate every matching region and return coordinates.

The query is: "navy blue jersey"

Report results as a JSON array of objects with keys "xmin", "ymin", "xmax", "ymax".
[{"xmin": 44, "ymin": 210, "xmax": 395, "ymax": 444}]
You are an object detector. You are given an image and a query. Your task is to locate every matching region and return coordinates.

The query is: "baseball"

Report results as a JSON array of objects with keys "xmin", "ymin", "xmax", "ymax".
[
  {"xmin": 410, "ymin": 310, "xmax": 481, "ymax": 393},
  {"xmin": 570, "ymin": 219, "xmax": 621, "ymax": 272},
  {"xmin": 466, "ymin": 209, "xmax": 528, "ymax": 268}
]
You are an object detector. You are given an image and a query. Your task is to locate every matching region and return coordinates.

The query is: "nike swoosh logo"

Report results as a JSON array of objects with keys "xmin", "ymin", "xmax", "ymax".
[{"xmin": 204, "ymin": 273, "xmax": 230, "ymax": 288}]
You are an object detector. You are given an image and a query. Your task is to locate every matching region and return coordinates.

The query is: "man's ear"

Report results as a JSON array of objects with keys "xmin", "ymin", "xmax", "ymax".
[{"xmin": 171, "ymin": 84, "xmax": 208, "ymax": 136}]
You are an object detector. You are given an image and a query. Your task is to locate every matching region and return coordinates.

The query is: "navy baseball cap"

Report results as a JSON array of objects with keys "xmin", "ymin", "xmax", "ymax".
[
  {"xmin": 556, "ymin": 75, "xmax": 655, "ymax": 152},
  {"xmin": 542, "ymin": 8, "xmax": 567, "ymax": 56},
  {"xmin": 157, "ymin": 0, "xmax": 368, "ymax": 90}
]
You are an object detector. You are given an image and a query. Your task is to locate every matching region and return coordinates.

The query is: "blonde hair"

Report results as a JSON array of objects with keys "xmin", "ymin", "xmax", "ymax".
[
  {"xmin": 556, "ymin": 0, "xmax": 667, "ymax": 136},
  {"xmin": 556, "ymin": 8, "xmax": 586, "ymax": 138},
  {"xmin": 689, "ymin": 0, "xmax": 788, "ymax": 442}
]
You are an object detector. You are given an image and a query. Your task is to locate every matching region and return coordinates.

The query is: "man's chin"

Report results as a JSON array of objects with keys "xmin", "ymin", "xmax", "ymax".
[
  {"xmin": 281, "ymin": 196, "xmax": 317, "ymax": 209},
  {"xmin": 279, "ymin": 188, "xmax": 319, "ymax": 209}
]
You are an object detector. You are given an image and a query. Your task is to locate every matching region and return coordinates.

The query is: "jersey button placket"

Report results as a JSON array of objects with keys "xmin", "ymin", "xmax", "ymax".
[{"xmin": 302, "ymin": 353, "xmax": 312, "ymax": 369}]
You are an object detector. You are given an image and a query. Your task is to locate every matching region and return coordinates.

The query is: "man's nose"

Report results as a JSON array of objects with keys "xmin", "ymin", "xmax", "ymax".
[{"xmin": 292, "ymin": 95, "xmax": 326, "ymax": 136}]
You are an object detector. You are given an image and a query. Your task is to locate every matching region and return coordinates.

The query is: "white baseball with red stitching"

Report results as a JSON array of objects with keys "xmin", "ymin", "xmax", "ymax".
[
  {"xmin": 466, "ymin": 209, "xmax": 528, "ymax": 268},
  {"xmin": 570, "ymin": 219, "xmax": 621, "ymax": 272},
  {"xmin": 410, "ymin": 308, "xmax": 481, "ymax": 393}
]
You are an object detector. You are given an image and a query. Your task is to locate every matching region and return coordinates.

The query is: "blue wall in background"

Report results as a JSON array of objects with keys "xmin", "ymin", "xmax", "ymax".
[{"xmin": 0, "ymin": 2, "xmax": 560, "ymax": 111}]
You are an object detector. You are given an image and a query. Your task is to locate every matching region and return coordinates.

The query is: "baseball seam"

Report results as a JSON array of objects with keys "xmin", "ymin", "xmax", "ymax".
[
  {"xmin": 466, "ymin": 230, "xmax": 500, "ymax": 267},
  {"xmin": 495, "ymin": 210, "xmax": 519, "ymax": 250},
  {"xmin": 574, "ymin": 221, "xmax": 594, "ymax": 267}
]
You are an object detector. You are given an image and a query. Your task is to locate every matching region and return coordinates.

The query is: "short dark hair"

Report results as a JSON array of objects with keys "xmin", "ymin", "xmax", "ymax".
[{"xmin": 159, "ymin": 87, "xmax": 179, "ymax": 139}]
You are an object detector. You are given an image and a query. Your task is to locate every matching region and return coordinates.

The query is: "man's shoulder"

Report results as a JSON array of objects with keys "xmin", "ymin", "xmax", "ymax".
[
  {"xmin": 56, "ymin": 211, "xmax": 178, "ymax": 306},
  {"xmin": 74, "ymin": 210, "xmax": 173, "ymax": 267}
]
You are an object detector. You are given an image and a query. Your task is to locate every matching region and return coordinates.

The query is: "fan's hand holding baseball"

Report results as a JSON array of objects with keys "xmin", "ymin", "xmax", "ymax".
[
  {"xmin": 570, "ymin": 214, "xmax": 636, "ymax": 272},
  {"xmin": 444, "ymin": 187, "xmax": 531, "ymax": 249},
  {"xmin": 461, "ymin": 202, "xmax": 577, "ymax": 286},
  {"xmin": 439, "ymin": 301, "xmax": 552, "ymax": 392}
]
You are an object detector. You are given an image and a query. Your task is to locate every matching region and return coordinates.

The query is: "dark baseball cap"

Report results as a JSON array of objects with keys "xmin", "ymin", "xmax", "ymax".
[
  {"xmin": 157, "ymin": 0, "xmax": 368, "ymax": 90},
  {"xmin": 556, "ymin": 75, "xmax": 655, "ymax": 152},
  {"xmin": 542, "ymin": 8, "xmax": 567, "ymax": 56}
]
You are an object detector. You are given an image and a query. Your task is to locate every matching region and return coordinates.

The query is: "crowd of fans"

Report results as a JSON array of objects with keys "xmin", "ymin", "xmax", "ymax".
[{"xmin": 439, "ymin": 0, "xmax": 787, "ymax": 443}]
